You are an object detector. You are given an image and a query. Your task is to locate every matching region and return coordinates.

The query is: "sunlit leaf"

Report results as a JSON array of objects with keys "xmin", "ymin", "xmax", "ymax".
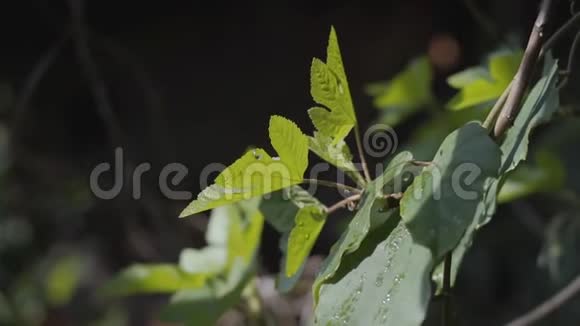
[
  {"xmin": 309, "ymin": 27, "xmax": 357, "ymax": 142},
  {"xmin": 286, "ymin": 205, "xmax": 327, "ymax": 276},
  {"xmin": 45, "ymin": 255, "xmax": 83, "ymax": 306},
  {"xmin": 309, "ymin": 131, "xmax": 365, "ymax": 186},
  {"xmin": 447, "ymin": 50, "xmax": 522, "ymax": 110},
  {"xmin": 260, "ymin": 186, "xmax": 327, "ymax": 292},
  {"xmin": 366, "ymin": 56, "xmax": 433, "ymax": 126},
  {"xmin": 498, "ymin": 151, "xmax": 565, "ymax": 203},
  {"xmin": 180, "ymin": 116, "xmax": 308, "ymax": 216}
]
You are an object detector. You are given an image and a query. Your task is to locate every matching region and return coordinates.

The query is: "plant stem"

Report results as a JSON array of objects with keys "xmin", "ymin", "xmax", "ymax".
[
  {"xmin": 541, "ymin": 11, "xmax": 580, "ymax": 56},
  {"xmin": 326, "ymin": 194, "xmax": 362, "ymax": 214},
  {"xmin": 302, "ymin": 179, "xmax": 362, "ymax": 194},
  {"xmin": 506, "ymin": 273, "xmax": 580, "ymax": 326},
  {"xmin": 483, "ymin": 81, "xmax": 512, "ymax": 130},
  {"xmin": 354, "ymin": 125, "xmax": 372, "ymax": 183},
  {"xmin": 442, "ymin": 252, "xmax": 453, "ymax": 326},
  {"xmin": 493, "ymin": 0, "xmax": 553, "ymax": 138}
]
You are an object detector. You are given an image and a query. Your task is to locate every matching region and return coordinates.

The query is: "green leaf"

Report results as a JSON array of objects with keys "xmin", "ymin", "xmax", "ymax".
[
  {"xmin": 161, "ymin": 200, "xmax": 264, "ymax": 325},
  {"xmin": 432, "ymin": 54, "xmax": 559, "ymax": 292},
  {"xmin": 401, "ymin": 122, "xmax": 500, "ymax": 260},
  {"xmin": 309, "ymin": 131, "xmax": 365, "ymax": 186},
  {"xmin": 101, "ymin": 264, "xmax": 208, "ymax": 296},
  {"xmin": 180, "ymin": 116, "xmax": 308, "ymax": 216},
  {"xmin": 309, "ymin": 27, "xmax": 357, "ymax": 142},
  {"xmin": 160, "ymin": 259, "xmax": 253, "ymax": 326},
  {"xmin": 447, "ymin": 50, "xmax": 522, "ymax": 110},
  {"xmin": 179, "ymin": 247, "xmax": 227, "ymax": 276},
  {"xmin": 45, "ymin": 255, "xmax": 83, "ymax": 306},
  {"xmin": 366, "ymin": 56, "xmax": 433, "ymax": 126},
  {"xmin": 269, "ymin": 115, "xmax": 309, "ymax": 177},
  {"xmin": 313, "ymin": 151, "xmax": 415, "ymax": 302},
  {"xmin": 315, "ymin": 219, "xmax": 433, "ymax": 326},
  {"xmin": 499, "ymin": 56, "xmax": 559, "ymax": 174},
  {"xmin": 498, "ymin": 151, "xmax": 565, "ymax": 203},
  {"xmin": 260, "ymin": 186, "xmax": 327, "ymax": 292},
  {"xmin": 286, "ymin": 205, "xmax": 327, "ymax": 276}
]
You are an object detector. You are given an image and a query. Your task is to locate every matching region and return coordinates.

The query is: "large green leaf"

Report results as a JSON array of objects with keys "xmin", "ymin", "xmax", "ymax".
[
  {"xmin": 180, "ymin": 115, "xmax": 308, "ymax": 216},
  {"xmin": 313, "ymin": 151, "xmax": 415, "ymax": 302},
  {"xmin": 447, "ymin": 50, "xmax": 522, "ymax": 110},
  {"xmin": 309, "ymin": 131, "xmax": 365, "ymax": 186},
  {"xmin": 400, "ymin": 122, "xmax": 500, "ymax": 260},
  {"xmin": 309, "ymin": 27, "xmax": 357, "ymax": 142},
  {"xmin": 260, "ymin": 186, "xmax": 327, "ymax": 293},
  {"xmin": 315, "ymin": 219, "xmax": 432, "ymax": 326},
  {"xmin": 366, "ymin": 56, "xmax": 433, "ymax": 126},
  {"xmin": 432, "ymin": 54, "xmax": 560, "ymax": 291}
]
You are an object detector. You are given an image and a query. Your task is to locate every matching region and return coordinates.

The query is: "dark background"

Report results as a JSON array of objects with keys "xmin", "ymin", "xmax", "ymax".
[{"xmin": 0, "ymin": 0, "xmax": 579, "ymax": 325}]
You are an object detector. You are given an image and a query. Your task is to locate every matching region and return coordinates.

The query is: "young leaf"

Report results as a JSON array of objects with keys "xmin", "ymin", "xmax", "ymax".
[
  {"xmin": 309, "ymin": 131, "xmax": 366, "ymax": 186},
  {"xmin": 315, "ymin": 220, "xmax": 433, "ymax": 326},
  {"xmin": 161, "ymin": 200, "xmax": 264, "ymax": 325},
  {"xmin": 180, "ymin": 115, "xmax": 308, "ymax": 217},
  {"xmin": 313, "ymin": 151, "xmax": 415, "ymax": 302},
  {"xmin": 366, "ymin": 56, "xmax": 433, "ymax": 126},
  {"xmin": 101, "ymin": 264, "xmax": 208, "ymax": 296},
  {"xmin": 309, "ymin": 27, "xmax": 357, "ymax": 142},
  {"xmin": 498, "ymin": 151, "xmax": 564, "ymax": 203},
  {"xmin": 286, "ymin": 205, "xmax": 327, "ymax": 276},
  {"xmin": 260, "ymin": 186, "xmax": 327, "ymax": 292},
  {"xmin": 447, "ymin": 50, "xmax": 522, "ymax": 110},
  {"xmin": 269, "ymin": 115, "xmax": 309, "ymax": 177},
  {"xmin": 400, "ymin": 122, "xmax": 501, "ymax": 260}
]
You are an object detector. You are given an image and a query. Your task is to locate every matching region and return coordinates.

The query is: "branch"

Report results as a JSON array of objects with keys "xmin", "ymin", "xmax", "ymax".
[
  {"xmin": 354, "ymin": 125, "xmax": 372, "ymax": 183},
  {"xmin": 493, "ymin": 0, "xmax": 554, "ymax": 138},
  {"xmin": 505, "ymin": 274, "xmax": 580, "ymax": 326},
  {"xmin": 326, "ymin": 194, "xmax": 362, "ymax": 214},
  {"xmin": 483, "ymin": 81, "xmax": 512, "ymax": 130},
  {"xmin": 441, "ymin": 252, "xmax": 453, "ymax": 326},
  {"xmin": 67, "ymin": 0, "xmax": 124, "ymax": 146},
  {"xmin": 302, "ymin": 179, "xmax": 362, "ymax": 194}
]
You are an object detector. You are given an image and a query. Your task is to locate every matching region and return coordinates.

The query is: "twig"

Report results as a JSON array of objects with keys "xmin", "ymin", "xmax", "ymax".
[
  {"xmin": 326, "ymin": 194, "xmax": 362, "ymax": 214},
  {"xmin": 12, "ymin": 31, "xmax": 70, "ymax": 142},
  {"xmin": 354, "ymin": 125, "xmax": 372, "ymax": 183},
  {"xmin": 464, "ymin": 0, "xmax": 499, "ymax": 41},
  {"xmin": 541, "ymin": 11, "xmax": 580, "ymax": 55},
  {"xmin": 302, "ymin": 178, "xmax": 362, "ymax": 194},
  {"xmin": 505, "ymin": 273, "xmax": 580, "ymax": 326},
  {"xmin": 67, "ymin": 0, "xmax": 123, "ymax": 146},
  {"xmin": 493, "ymin": 0, "xmax": 553, "ymax": 138},
  {"xmin": 441, "ymin": 252, "xmax": 453, "ymax": 326},
  {"xmin": 558, "ymin": 29, "xmax": 580, "ymax": 89},
  {"xmin": 483, "ymin": 81, "xmax": 512, "ymax": 130}
]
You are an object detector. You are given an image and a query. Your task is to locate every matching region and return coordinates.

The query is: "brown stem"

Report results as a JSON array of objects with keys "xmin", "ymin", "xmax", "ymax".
[
  {"xmin": 302, "ymin": 179, "xmax": 362, "ymax": 194},
  {"xmin": 506, "ymin": 274, "xmax": 580, "ymax": 326},
  {"xmin": 354, "ymin": 125, "xmax": 372, "ymax": 183},
  {"xmin": 493, "ymin": 0, "xmax": 553, "ymax": 138},
  {"xmin": 326, "ymin": 194, "xmax": 362, "ymax": 214},
  {"xmin": 483, "ymin": 81, "xmax": 512, "ymax": 130},
  {"xmin": 441, "ymin": 252, "xmax": 453, "ymax": 326}
]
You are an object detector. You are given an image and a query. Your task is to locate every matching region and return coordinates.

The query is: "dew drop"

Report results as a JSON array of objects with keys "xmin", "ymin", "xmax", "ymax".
[{"xmin": 305, "ymin": 234, "xmax": 311, "ymax": 240}]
